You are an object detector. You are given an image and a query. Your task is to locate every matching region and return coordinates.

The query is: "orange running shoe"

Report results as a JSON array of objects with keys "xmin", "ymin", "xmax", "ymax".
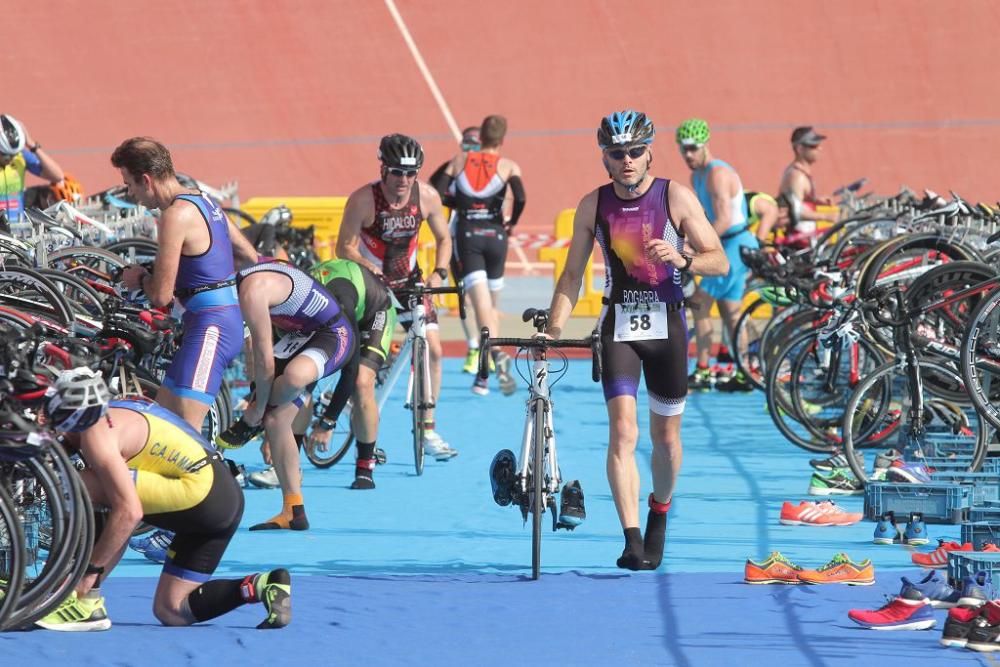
[
  {"xmin": 779, "ymin": 501, "xmax": 837, "ymax": 526},
  {"xmin": 797, "ymin": 553, "xmax": 875, "ymax": 585},
  {"xmin": 911, "ymin": 541, "xmax": 974, "ymax": 569},
  {"xmin": 744, "ymin": 552, "xmax": 804, "ymax": 584},
  {"xmin": 814, "ymin": 500, "xmax": 863, "ymax": 526}
]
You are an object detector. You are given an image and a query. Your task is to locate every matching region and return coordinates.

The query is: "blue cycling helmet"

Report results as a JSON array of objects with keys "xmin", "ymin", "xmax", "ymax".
[{"xmin": 597, "ymin": 110, "xmax": 656, "ymax": 149}]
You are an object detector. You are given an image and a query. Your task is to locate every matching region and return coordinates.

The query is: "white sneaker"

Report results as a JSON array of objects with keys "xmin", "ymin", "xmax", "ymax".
[
  {"xmin": 495, "ymin": 353, "xmax": 517, "ymax": 396},
  {"xmin": 422, "ymin": 430, "xmax": 458, "ymax": 461},
  {"xmin": 248, "ymin": 466, "xmax": 280, "ymax": 489}
]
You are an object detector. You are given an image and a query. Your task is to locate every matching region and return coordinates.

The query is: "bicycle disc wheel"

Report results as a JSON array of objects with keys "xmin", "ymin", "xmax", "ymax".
[
  {"xmin": 412, "ymin": 338, "xmax": 427, "ymax": 476},
  {"xmin": 531, "ymin": 399, "xmax": 545, "ymax": 581}
]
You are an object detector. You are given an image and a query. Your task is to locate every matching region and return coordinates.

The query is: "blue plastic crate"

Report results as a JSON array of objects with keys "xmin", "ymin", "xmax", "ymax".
[
  {"xmin": 961, "ymin": 521, "xmax": 1000, "ymax": 550},
  {"xmin": 929, "ymin": 472, "xmax": 1000, "ymax": 505},
  {"xmin": 864, "ymin": 482, "xmax": 970, "ymax": 524},
  {"xmin": 947, "ymin": 551, "xmax": 1000, "ymax": 588},
  {"xmin": 922, "ymin": 458, "xmax": 1000, "ymax": 474},
  {"xmin": 971, "ymin": 502, "xmax": 1000, "ymax": 522}
]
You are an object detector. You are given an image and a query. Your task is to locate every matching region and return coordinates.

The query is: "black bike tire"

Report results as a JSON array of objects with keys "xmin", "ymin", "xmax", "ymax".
[
  {"xmin": 412, "ymin": 337, "xmax": 427, "ymax": 476},
  {"xmin": 531, "ymin": 398, "xmax": 545, "ymax": 581},
  {"xmin": 0, "ymin": 484, "xmax": 26, "ymax": 630},
  {"xmin": 0, "ymin": 265, "xmax": 76, "ymax": 328},
  {"xmin": 841, "ymin": 359, "xmax": 988, "ymax": 483},
  {"xmin": 732, "ymin": 297, "xmax": 771, "ymax": 390},
  {"xmin": 304, "ymin": 400, "xmax": 355, "ymax": 469},
  {"xmin": 962, "ymin": 288, "xmax": 1000, "ymax": 431}
]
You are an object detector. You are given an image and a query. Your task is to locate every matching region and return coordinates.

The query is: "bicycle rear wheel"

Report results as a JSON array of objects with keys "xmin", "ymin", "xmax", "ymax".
[
  {"xmin": 531, "ymin": 399, "xmax": 545, "ymax": 580},
  {"xmin": 411, "ymin": 338, "xmax": 428, "ymax": 476},
  {"xmin": 304, "ymin": 400, "xmax": 355, "ymax": 469}
]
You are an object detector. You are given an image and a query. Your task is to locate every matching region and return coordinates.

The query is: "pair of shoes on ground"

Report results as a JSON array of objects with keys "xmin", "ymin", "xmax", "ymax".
[
  {"xmin": 873, "ymin": 511, "xmax": 929, "ymax": 545},
  {"xmin": 910, "ymin": 539, "xmax": 1000, "ymax": 568},
  {"xmin": 744, "ymin": 552, "xmax": 874, "ymax": 585},
  {"xmin": 943, "ymin": 598, "xmax": 1000, "ymax": 650},
  {"xmin": 779, "ymin": 500, "xmax": 862, "ymax": 526},
  {"xmin": 488, "ymin": 449, "xmax": 585, "ymax": 529},
  {"xmin": 850, "ymin": 570, "xmax": 995, "ymax": 632}
]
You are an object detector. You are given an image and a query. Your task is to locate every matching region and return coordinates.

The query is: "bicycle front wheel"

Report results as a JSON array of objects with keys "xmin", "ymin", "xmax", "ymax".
[
  {"xmin": 305, "ymin": 402, "xmax": 355, "ymax": 469},
  {"xmin": 412, "ymin": 338, "xmax": 428, "ymax": 476},
  {"xmin": 531, "ymin": 399, "xmax": 546, "ymax": 580}
]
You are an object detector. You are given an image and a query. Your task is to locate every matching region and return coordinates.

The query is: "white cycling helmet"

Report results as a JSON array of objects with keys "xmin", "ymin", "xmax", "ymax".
[
  {"xmin": 0, "ymin": 115, "xmax": 26, "ymax": 156},
  {"xmin": 45, "ymin": 367, "xmax": 111, "ymax": 432}
]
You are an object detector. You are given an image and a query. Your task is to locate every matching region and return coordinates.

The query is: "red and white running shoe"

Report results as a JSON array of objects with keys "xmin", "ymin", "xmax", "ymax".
[
  {"xmin": 779, "ymin": 500, "xmax": 861, "ymax": 526},
  {"xmin": 911, "ymin": 541, "xmax": 974, "ymax": 569}
]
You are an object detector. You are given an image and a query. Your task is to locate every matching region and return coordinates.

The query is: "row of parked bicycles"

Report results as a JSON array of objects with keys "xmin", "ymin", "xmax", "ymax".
[{"xmin": 728, "ymin": 185, "xmax": 1000, "ymax": 483}]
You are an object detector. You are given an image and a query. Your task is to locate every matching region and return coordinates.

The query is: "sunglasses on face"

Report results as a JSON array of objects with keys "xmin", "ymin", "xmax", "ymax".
[
  {"xmin": 679, "ymin": 143, "xmax": 703, "ymax": 154},
  {"xmin": 606, "ymin": 145, "xmax": 648, "ymax": 161},
  {"xmin": 387, "ymin": 168, "xmax": 418, "ymax": 178}
]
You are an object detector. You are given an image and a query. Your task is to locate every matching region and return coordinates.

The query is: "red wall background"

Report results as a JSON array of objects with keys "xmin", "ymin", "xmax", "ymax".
[{"xmin": 8, "ymin": 0, "xmax": 999, "ymax": 234}]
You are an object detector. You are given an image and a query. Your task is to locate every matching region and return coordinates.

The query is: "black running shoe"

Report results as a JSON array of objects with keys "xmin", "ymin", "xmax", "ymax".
[
  {"xmin": 808, "ymin": 448, "xmax": 863, "ymax": 472},
  {"xmin": 688, "ymin": 367, "xmax": 712, "ymax": 392},
  {"xmin": 716, "ymin": 370, "xmax": 754, "ymax": 393},
  {"xmin": 215, "ymin": 418, "xmax": 264, "ymax": 450},
  {"xmin": 490, "ymin": 449, "xmax": 516, "ymax": 507},
  {"xmin": 256, "ymin": 569, "xmax": 292, "ymax": 629},
  {"xmin": 557, "ymin": 480, "xmax": 586, "ymax": 528}
]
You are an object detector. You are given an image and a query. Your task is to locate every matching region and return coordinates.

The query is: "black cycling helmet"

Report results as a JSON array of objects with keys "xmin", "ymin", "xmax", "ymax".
[{"xmin": 378, "ymin": 134, "xmax": 425, "ymax": 170}]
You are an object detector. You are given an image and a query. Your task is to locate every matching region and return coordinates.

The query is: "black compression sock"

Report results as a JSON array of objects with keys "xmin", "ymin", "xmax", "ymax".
[
  {"xmin": 642, "ymin": 510, "xmax": 667, "ymax": 570},
  {"xmin": 352, "ymin": 441, "xmax": 377, "ymax": 490},
  {"xmin": 187, "ymin": 578, "xmax": 248, "ymax": 622},
  {"xmin": 294, "ymin": 434, "xmax": 306, "ymax": 452},
  {"xmin": 616, "ymin": 527, "xmax": 645, "ymax": 571}
]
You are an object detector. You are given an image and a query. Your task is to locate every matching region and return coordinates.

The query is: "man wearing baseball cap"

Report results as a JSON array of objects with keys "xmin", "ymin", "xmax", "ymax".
[{"xmin": 777, "ymin": 126, "xmax": 838, "ymax": 234}]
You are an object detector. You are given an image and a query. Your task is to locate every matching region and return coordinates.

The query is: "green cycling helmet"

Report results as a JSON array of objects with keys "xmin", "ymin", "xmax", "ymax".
[{"xmin": 675, "ymin": 118, "xmax": 710, "ymax": 145}]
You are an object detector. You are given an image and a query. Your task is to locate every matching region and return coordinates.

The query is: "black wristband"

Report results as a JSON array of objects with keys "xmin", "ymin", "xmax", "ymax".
[
  {"xmin": 29, "ymin": 143, "xmax": 41, "ymax": 152},
  {"xmin": 85, "ymin": 563, "xmax": 105, "ymax": 576},
  {"xmin": 679, "ymin": 253, "xmax": 693, "ymax": 272},
  {"xmin": 434, "ymin": 267, "xmax": 448, "ymax": 280},
  {"xmin": 315, "ymin": 418, "xmax": 336, "ymax": 431}
]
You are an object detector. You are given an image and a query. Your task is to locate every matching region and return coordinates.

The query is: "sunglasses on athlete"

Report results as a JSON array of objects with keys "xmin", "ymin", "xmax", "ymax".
[
  {"xmin": 387, "ymin": 167, "xmax": 418, "ymax": 178},
  {"xmin": 605, "ymin": 145, "xmax": 648, "ymax": 161},
  {"xmin": 679, "ymin": 143, "xmax": 703, "ymax": 154}
]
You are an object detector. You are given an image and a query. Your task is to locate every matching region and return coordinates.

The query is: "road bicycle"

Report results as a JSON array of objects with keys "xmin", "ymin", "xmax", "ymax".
[
  {"xmin": 480, "ymin": 308, "xmax": 601, "ymax": 580},
  {"xmin": 305, "ymin": 279, "xmax": 464, "ymax": 476}
]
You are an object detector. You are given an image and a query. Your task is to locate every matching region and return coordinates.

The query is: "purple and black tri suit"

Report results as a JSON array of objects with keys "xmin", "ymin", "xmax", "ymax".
[
  {"xmin": 594, "ymin": 178, "xmax": 689, "ymax": 416},
  {"xmin": 162, "ymin": 193, "xmax": 245, "ymax": 406},
  {"xmin": 236, "ymin": 261, "xmax": 357, "ymax": 406}
]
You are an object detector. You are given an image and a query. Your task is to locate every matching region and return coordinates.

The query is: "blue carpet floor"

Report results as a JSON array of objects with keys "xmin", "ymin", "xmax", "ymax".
[{"xmin": 3, "ymin": 359, "xmax": 989, "ymax": 665}]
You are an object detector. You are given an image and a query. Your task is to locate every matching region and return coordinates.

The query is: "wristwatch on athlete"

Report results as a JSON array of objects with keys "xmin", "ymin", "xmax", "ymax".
[
  {"xmin": 315, "ymin": 417, "xmax": 336, "ymax": 432},
  {"xmin": 29, "ymin": 143, "xmax": 41, "ymax": 152},
  {"xmin": 433, "ymin": 267, "xmax": 448, "ymax": 281},
  {"xmin": 678, "ymin": 253, "xmax": 694, "ymax": 272},
  {"xmin": 85, "ymin": 563, "xmax": 105, "ymax": 576}
]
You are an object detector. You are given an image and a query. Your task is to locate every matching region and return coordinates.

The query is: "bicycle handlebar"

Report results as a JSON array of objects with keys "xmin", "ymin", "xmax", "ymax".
[
  {"xmin": 478, "ymin": 326, "xmax": 602, "ymax": 384},
  {"xmin": 392, "ymin": 283, "xmax": 466, "ymax": 320}
]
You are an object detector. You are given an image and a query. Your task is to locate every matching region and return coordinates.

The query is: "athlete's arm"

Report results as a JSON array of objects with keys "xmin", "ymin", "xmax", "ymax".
[
  {"xmin": 652, "ymin": 182, "xmax": 728, "ymax": 277},
  {"xmin": 141, "ymin": 204, "xmax": 188, "ymax": 307},
  {"xmin": 21, "ymin": 125, "xmax": 64, "ymax": 182},
  {"xmin": 753, "ymin": 197, "xmax": 781, "ymax": 242},
  {"xmin": 545, "ymin": 190, "xmax": 597, "ymax": 339},
  {"xmin": 337, "ymin": 188, "xmax": 383, "ymax": 276},
  {"xmin": 706, "ymin": 165, "xmax": 736, "ymax": 235},
  {"xmin": 241, "ymin": 279, "xmax": 276, "ymax": 424},
  {"xmin": 428, "ymin": 160, "xmax": 455, "ymax": 207},
  {"xmin": 420, "ymin": 183, "xmax": 452, "ymax": 287},
  {"xmin": 505, "ymin": 160, "xmax": 526, "ymax": 229},
  {"xmin": 76, "ymin": 418, "xmax": 144, "ymax": 593},
  {"xmin": 227, "ymin": 218, "xmax": 261, "ymax": 268},
  {"xmin": 782, "ymin": 169, "xmax": 835, "ymax": 223}
]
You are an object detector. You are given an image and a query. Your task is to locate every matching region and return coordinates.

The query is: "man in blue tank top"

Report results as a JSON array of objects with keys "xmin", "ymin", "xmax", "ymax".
[
  {"xmin": 112, "ymin": 137, "xmax": 260, "ymax": 430},
  {"xmin": 676, "ymin": 119, "xmax": 759, "ymax": 392},
  {"xmin": 537, "ymin": 110, "xmax": 727, "ymax": 571}
]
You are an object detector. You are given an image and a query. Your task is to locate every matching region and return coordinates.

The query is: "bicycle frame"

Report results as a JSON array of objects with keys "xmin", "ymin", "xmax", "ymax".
[{"xmin": 515, "ymin": 350, "xmax": 560, "ymax": 524}]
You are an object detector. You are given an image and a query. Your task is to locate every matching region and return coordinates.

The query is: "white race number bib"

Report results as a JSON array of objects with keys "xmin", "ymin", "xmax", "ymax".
[
  {"xmin": 613, "ymin": 302, "xmax": 669, "ymax": 342},
  {"xmin": 273, "ymin": 331, "xmax": 315, "ymax": 359}
]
